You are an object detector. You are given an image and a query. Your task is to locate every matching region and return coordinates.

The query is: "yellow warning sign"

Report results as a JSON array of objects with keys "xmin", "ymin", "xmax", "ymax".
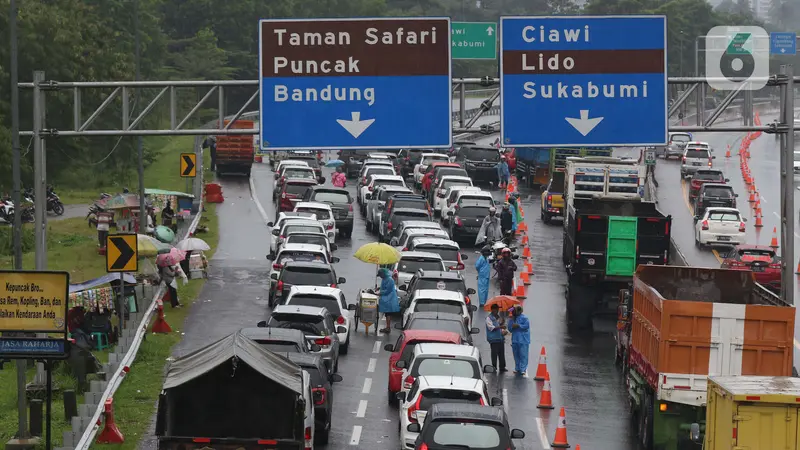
[
  {"xmin": 106, "ymin": 233, "xmax": 139, "ymax": 273},
  {"xmin": 180, "ymin": 153, "xmax": 197, "ymax": 178},
  {"xmin": 0, "ymin": 271, "xmax": 69, "ymax": 333}
]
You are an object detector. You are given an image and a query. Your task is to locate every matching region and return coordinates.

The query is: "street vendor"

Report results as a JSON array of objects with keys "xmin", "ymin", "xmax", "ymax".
[
  {"xmin": 376, "ymin": 268, "xmax": 400, "ymax": 334},
  {"xmin": 162, "ymin": 202, "xmax": 175, "ymax": 227}
]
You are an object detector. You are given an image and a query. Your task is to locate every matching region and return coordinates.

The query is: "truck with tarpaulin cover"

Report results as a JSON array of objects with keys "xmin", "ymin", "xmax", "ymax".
[
  {"xmin": 614, "ymin": 266, "xmax": 795, "ymax": 450},
  {"xmin": 514, "ymin": 147, "xmax": 613, "ymax": 187},
  {"xmin": 155, "ymin": 331, "xmax": 311, "ymax": 450}
]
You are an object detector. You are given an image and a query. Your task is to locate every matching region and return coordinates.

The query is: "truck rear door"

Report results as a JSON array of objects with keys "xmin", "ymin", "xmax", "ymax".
[
  {"xmin": 575, "ymin": 214, "xmax": 609, "ymax": 274},
  {"xmin": 735, "ymin": 404, "xmax": 798, "ymax": 449},
  {"xmin": 636, "ymin": 217, "xmax": 670, "ymax": 267}
]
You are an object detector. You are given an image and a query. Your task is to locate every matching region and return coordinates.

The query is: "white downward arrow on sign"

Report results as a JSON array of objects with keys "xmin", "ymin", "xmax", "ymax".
[
  {"xmin": 337, "ymin": 112, "xmax": 375, "ymax": 138},
  {"xmin": 565, "ymin": 110, "xmax": 604, "ymax": 136},
  {"xmin": 486, "ymin": 26, "xmax": 494, "ymax": 36},
  {"xmin": 781, "ymin": 48, "xmax": 786, "ymax": 53}
]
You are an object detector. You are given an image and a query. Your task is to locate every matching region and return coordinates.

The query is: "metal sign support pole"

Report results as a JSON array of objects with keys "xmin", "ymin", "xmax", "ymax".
[
  {"xmin": 44, "ymin": 361, "xmax": 52, "ymax": 450},
  {"xmin": 119, "ymin": 272, "xmax": 126, "ymax": 332},
  {"xmin": 32, "ymin": 71, "xmax": 50, "ymax": 390},
  {"xmin": 135, "ymin": 0, "xmax": 146, "ymax": 235},
  {"xmin": 459, "ymin": 83, "xmax": 466, "ymax": 129},
  {"xmin": 782, "ymin": 65, "xmax": 796, "ymax": 306}
]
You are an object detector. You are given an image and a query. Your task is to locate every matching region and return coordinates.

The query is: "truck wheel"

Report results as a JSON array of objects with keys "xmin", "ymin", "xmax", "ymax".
[
  {"xmin": 542, "ymin": 212, "xmax": 551, "ymax": 224},
  {"xmin": 316, "ymin": 428, "xmax": 330, "ymax": 445},
  {"xmin": 566, "ymin": 278, "xmax": 594, "ymax": 330},
  {"xmin": 639, "ymin": 391, "xmax": 654, "ymax": 450}
]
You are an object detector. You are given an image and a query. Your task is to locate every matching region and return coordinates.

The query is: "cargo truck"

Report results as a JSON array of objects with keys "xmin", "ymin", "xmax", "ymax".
[
  {"xmin": 615, "ymin": 266, "xmax": 794, "ymax": 450},
  {"xmin": 562, "ymin": 197, "xmax": 672, "ymax": 329},
  {"xmin": 688, "ymin": 376, "xmax": 800, "ymax": 449},
  {"xmin": 563, "ymin": 156, "xmax": 646, "ymax": 210},
  {"xmin": 514, "ymin": 147, "xmax": 613, "ymax": 187},
  {"xmin": 215, "ymin": 119, "xmax": 255, "ymax": 177}
]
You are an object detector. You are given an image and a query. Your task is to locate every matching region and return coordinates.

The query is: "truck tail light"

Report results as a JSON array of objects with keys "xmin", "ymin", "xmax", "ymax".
[
  {"xmin": 276, "ymin": 281, "xmax": 284, "ymax": 291},
  {"xmin": 336, "ymin": 315, "xmax": 345, "ymax": 325},
  {"xmin": 701, "ymin": 220, "xmax": 709, "ymax": 231},
  {"xmin": 547, "ymin": 194, "xmax": 552, "ymax": 203},
  {"xmin": 419, "ymin": 444, "xmax": 429, "ymax": 450},
  {"xmin": 305, "ymin": 426, "xmax": 312, "ymax": 449},
  {"xmin": 403, "ymin": 375, "xmax": 415, "ymax": 390},
  {"xmin": 407, "ymin": 395, "xmax": 422, "ymax": 423},
  {"xmin": 315, "ymin": 337, "xmax": 331, "ymax": 346},
  {"xmin": 739, "ymin": 222, "xmax": 746, "ymax": 232},
  {"xmin": 312, "ymin": 387, "xmax": 327, "ymax": 405}
]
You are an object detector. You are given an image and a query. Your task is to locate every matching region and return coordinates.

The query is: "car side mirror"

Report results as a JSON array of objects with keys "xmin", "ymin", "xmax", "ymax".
[
  {"xmin": 272, "ymin": 229, "xmax": 280, "ymax": 236},
  {"xmin": 312, "ymin": 344, "xmax": 322, "ymax": 352},
  {"xmin": 470, "ymin": 327, "xmax": 480, "ymax": 334},
  {"xmin": 490, "ymin": 397, "xmax": 503, "ymax": 406},
  {"xmin": 274, "ymin": 173, "xmax": 280, "ymax": 179},
  {"xmin": 257, "ymin": 320, "xmax": 267, "ymax": 328},
  {"xmin": 460, "ymin": 253, "xmax": 468, "ymax": 260},
  {"xmin": 742, "ymin": 217, "xmax": 748, "ymax": 222},
  {"xmin": 390, "ymin": 238, "xmax": 399, "ymax": 246},
  {"xmin": 712, "ymin": 156, "xmax": 717, "ymax": 159},
  {"xmin": 330, "ymin": 243, "xmax": 338, "ymax": 251},
  {"xmin": 447, "ymin": 211, "xmax": 454, "ymax": 216},
  {"xmin": 725, "ymin": 178, "xmax": 730, "ymax": 182},
  {"xmin": 365, "ymin": 194, "xmax": 372, "ymax": 200},
  {"xmin": 337, "ymin": 277, "xmax": 346, "ymax": 284},
  {"xmin": 512, "ymin": 254, "xmax": 520, "ymax": 260},
  {"xmin": 406, "ymin": 423, "xmax": 421, "ymax": 433},
  {"xmin": 384, "ymin": 343, "xmax": 395, "ymax": 352},
  {"xmin": 319, "ymin": 177, "xmax": 326, "ymax": 183},
  {"xmin": 396, "ymin": 391, "xmax": 407, "ymax": 402},
  {"xmin": 693, "ymin": 216, "xmax": 699, "ymax": 221},
  {"xmin": 348, "ymin": 304, "xmax": 357, "ymax": 311},
  {"xmin": 398, "ymin": 284, "xmax": 408, "ymax": 291},
  {"xmin": 267, "ymin": 222, "xmax": 274, "ymax": 227},
  {"xmin": 395, "ymin": 360, "xmax": 407, "ymax": 369},
  {"xmin": 471, "ymin": 305, "xmax": 478, "ymax": 312},
  {"xmin": 734, "ymin": 194, "xmax": 739, "ymax": 197},
  {"xmin": 690, "ymin": 423, "xmax": 700, "ymax": 442},
  {"xmin": 336, "ymin": 326, "xmax": 347, "ymax": 334},
  {"xmin": 331, "ymin": 257, "xmax": 341, "ymax": 263},
  {"xmin": 483, "ymin": 364, "xmax": 496, "ymax": 373},
  {"xmin": 394, "ymin": 322, "xmax": 404, "ymax": 330},
  {"xmin": 330, "ymin": 373, "xmax": 343, "ymax": 383},
  {"xmin": 266, "ymin": 254, "xmax": 274, "ymax": 261},
  {"xmin": 467, "ymin": 288, "xmax": 476, "ymax": 295},
  {"xmin": 510, "ymin": 429, "xmax": 525, "ymax": 439}
]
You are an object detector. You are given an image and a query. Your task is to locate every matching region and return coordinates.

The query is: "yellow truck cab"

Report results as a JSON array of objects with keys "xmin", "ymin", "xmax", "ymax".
[
  {"xmin": 691, "ymin": 376, "xmax": 800, "ymax": 450},
  {"xmin": 540, "ymin": 170, "xmax": 565, "ymax": 224}
]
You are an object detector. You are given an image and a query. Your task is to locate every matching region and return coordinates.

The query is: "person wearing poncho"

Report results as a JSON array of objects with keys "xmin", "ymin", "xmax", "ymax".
[{"xmin": 376, "ymin": 268, "xmax": 400, "ymax": 334}]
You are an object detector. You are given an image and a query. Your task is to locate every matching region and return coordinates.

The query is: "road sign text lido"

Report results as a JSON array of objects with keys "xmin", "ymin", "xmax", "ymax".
[
  {"xmin": 0, "ymin": 271, "xmax": 69, "ymax": 333},
  {"xmin": 500, "ymin": 16, "xmax": 668, "ymax": 147},
  {"xmin": 259, "ymin": 18, "xmax": 452, "ymax": 150}
]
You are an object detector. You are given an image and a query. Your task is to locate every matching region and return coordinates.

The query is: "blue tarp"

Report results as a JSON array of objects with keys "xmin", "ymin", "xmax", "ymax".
[{"xmin": 69, "ymin": 273, "xmax": 137, "ymax": 293}]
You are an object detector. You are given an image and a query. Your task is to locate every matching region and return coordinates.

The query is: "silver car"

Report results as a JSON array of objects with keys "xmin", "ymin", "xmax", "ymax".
[
  {"xmin": 265, "ymin": 304, "xmax": 343, "ymax": 374},
  {"xmin": 680, "ymin": 145, "xmax": 715, "ymax": 179},
  {"xmin": 365, "ymin": 185, "xmax": 412, "ymax": 233},
  {"xmin": 391, "ymin": 251, "xmax": 447, "ymax": 287},
  {"xmin": 659, "ymin": 132, "xmax": 691, "ymax": 159}
]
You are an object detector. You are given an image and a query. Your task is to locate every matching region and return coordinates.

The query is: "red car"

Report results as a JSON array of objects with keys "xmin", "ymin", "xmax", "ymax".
[
  {"xmin": 720, "ymin": 244, "xmax": 781, "ymax": 291},
  {"xmin": 689, "ymin": 169, "xmax": 728, "ymax": 201},
  {"xmin": 421, "ymin": 162, "xmax": 460, "ymax": 194},
  {"xmin": 384, "ymin": 330, "xmax": 464, "ymax": 405},
  {"xmin": 277, "ymin": 178, "xmax": 317, "ymax": 215}
]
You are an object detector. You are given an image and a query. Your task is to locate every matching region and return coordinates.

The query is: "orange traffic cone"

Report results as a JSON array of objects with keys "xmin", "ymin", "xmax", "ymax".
[
  {"xmin": 533, "ymin": 346, "xmax": 548, "ymax": 380},
  {"xmin": 551, "ymin": 407, "xmax": 571, "ymax": 448},
  {"xmin": 748, "ymin": 189, "xmax": 755, "ymax": 203},
  {"xmin": 518, "ymin": 221, "xmax": 528, "ymax": 233},
  {"xmin": 520, "ymin": 270, "xmax": 531, "ymax": 285},
  {"xmin": 522, "ymin": 246, "xmax": 531, "ymax": 259},
  {"xmin": 770, "ymin": 227, "xmax": 779, "ymax": 249},
  {"xmin": 151, "ymin": 302, "xmax": 172, "ymax": 333},
  {"xmin": 514, "ymin": 277, "xmax": 526, "ymax": 300},
  {"xmin": 525, "ymin": 261, "xmax": 533, "ymax": 274},
  {"xmin": 796, "ymin": 258, "xmax": 800, "ymax": 274},
  {"xmin": 725, "ymin": 145, "xmax": 731, "ymax": 158},
  {"xmin": 521, "ymin": 235, "xmax": 529, "ymax": 245},
  {"xmin": 96, "ymin": 398, "xmax": 125, "ymax": 444},
  {"xmin": 754, "ymin": 211, "xmax": 763, "ymax": 228},
  {"xmin": 537, "ymin": 372, "xmax": 555, "ymax": 409}
]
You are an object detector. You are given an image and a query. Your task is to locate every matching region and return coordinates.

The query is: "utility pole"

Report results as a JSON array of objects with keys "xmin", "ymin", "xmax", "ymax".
[
  {"xmin": 780, "ymin": 65, "xmax": 795, "ymax": 306},
  {"xmin": 135, "ymin": 0, "xmax": 146, "ymax": 233}
]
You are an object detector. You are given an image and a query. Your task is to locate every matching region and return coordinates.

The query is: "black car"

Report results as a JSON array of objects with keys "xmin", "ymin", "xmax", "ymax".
[
  {"xmin": 301, "ymin": 186, "xmax": 354, "ymax": 238},
  {"xmin": 339, "ymin": 149, "xmax": 371, "ymax": 178},
  {"xmin": 398, "ymin": 269, "xmax": 476, "ymax": 314},
  {"xmin": 282, "ymin": 353, "xmax": 342, "ymax": 445},
  {"xmin": 397, "ymin": 311, "xmax": 480, "ymax": 344},
  {"xmin": 454, "ymin": 145, "xmax": 500, "ymax": 183},
  {"xmin": 270, "ymin": 261, "xmax": 346, "ymax": 307},
  {"xmin": 398, "ymin": 149, "xmax": 441, "ymax": 178},
  {"xmin": 694, "ymin": 183, "xmax": 738, "ymax": 218},
  {"xmin": 382, "ymin": 208, "xmax": 432, "ymax": 242},
  {"xmin": 239, "ymin": 327, "xmax": 319, "ymax": 353},
  {"xmin": 448, "ymin": 204, "xmax": 491, "ymax": 242},
  {"xmin": 407, "ymin": 404, "xmax": 525, "ymax": 450}
]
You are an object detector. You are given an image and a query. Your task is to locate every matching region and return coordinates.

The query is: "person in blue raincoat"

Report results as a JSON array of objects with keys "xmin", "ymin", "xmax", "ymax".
[
  {"xmin": 507, "ymin": 196, "xmax": 519, "ymax": 233},
  {"xmin": 475, "ymin": 247, "xmax": 492, "ymax": 306},
  {"xmin": 507, "ymin": 305, "xmax": 531, "ymax": 375},
  {"xmin": 495, "ymin": 155, "xmax": 510, "ymax": 189},
  {"xmin": 376, "ymin": 268, "xmax": 400, "ymax": 334}
]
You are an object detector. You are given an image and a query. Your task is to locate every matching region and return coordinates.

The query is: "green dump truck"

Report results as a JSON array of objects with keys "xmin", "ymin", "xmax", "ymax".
[{"xmin": 562, "ymin": 197, "xmax": 672, "ymax": 329}]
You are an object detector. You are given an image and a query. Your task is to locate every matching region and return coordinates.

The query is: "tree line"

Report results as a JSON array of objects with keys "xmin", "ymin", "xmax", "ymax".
[{"xmin": 0, "ymin": 0, "xmax": 796, "ymax": 194}]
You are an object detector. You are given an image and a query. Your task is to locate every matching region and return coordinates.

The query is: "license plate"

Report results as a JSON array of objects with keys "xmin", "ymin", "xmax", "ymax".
[
  {"xmin": 692, "ymin": 162, "xmax": 702, "ymax": 166},
  {"xmin": 465, "ymin": 227, "xmax": 479, "ymax": 232},
  {"xmin": 717, "ymin": 236, "xmax": 730, "ymax": 241},
  {"xmin": 752, "ymin": 265, "xmax": 765, "ymax": 272}
]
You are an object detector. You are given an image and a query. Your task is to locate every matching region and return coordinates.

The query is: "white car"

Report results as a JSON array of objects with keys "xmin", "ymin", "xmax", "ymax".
[
  {"xmin": 407, "ymin": 237, "xmax": 466, "ymax": 271},
  {"xmin": 283, "ymin": 285, "xmax": 356, "ymax": 353},
  {"xmin": 274, "ymin": 166, "xmax": 316, "ymax": 199},
  {"xmin": 268, "ymin": 244, "xmax": 335, "ymax": 294},
  {"xmin": 390, "ymin": 221, "xmax": 444, "ymax": 246},
  {"xmin": 432, "ymin": 176, "xmax": 473, "ymax": 215},
  {"xmin": 398, "ymin": 376, "xmax": 497, "ymax": 449},
  {"xmin": 392, "ymin": 252, "xmax": 446, "ymax": 287},
  {"xmin": 294, "ymin": 202, "xmax": 336, "ymax": 243},
  {"xmin": 267, "ymin": 212, "xmax": 317, "ymax": 254},
  {"xmin": 414, "ymin": 153, "xmax": 451, "ymax": 185},
  {"xmin": 283, "ymin": 231, "xmax": 335, "ymax": 259},
  {"xmin": 357, "ymin": 166, "xmax": 397, "ymax": 204},
  {"xmin": 272, "ymin": 220, "xmax": 326, "ymax": 255},
  {"xmin": 402, "ymin": 289, "xmax": 473, "ymax": 328},
  {"xmin": 300, "ymin": 369, "xmax": 316, "ymax": 450},
  {"xmin": 686, "ymin": 140, "xmax": 711, "ymax": 150},
  {"xmin": 359, "ymin": 174, "xmax": 406, "ymax": 206},
  {"xmin": 439, "ymin": 186, "xmax": 483, "ymax": 224},
  {"xmin": 396, "ymin": 343, "xmax": 493, "ymax": 393},
  {"xmin": 394, "ymin": 228, "xmax": 450, "ymax": 251},
  {"xmin": 272, "ymin": 161, "xmax": 311, "ymax": 196},
  {"xmin": 694, "ymin": 207, "xmax": 746, "ymax": 247},
  {"xmin": 442, "ymin": 189, "xmax": 494, "ymax": 226}
]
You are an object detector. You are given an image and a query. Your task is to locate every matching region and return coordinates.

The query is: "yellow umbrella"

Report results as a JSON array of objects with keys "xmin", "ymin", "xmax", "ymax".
[
  {"xmin": 137, "ymin": 234, "xmax": 172, "ymax": 258},
  {"xmin": 353, "ymin": 242, "xmax": 402, "ymax": 265}
]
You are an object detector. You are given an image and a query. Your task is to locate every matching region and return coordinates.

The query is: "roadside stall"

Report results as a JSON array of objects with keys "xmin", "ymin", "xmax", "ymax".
[
  {"xmin": 146, "ymin": 189, "xmax": 195, "ymax": 223},
  {"xmin": 96, "ymin": 193, "xmax": 145, "ymax": 232},
  {"xmin": 67, "ymin": 273, "xmax": 137, "ymax": 350}
]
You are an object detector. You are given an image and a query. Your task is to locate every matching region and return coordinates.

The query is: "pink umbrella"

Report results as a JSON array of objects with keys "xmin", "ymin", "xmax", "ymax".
[{"xmin": 156, "ymin": 248, "xmax": 186, "ymax": 267}]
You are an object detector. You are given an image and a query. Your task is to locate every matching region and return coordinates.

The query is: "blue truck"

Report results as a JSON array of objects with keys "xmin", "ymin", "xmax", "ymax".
[{"xmin": 514, "ymin": 147, "xmax": 614, "ymax": 187}]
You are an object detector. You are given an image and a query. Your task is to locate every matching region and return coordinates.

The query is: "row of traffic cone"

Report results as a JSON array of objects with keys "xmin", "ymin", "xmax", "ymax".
[
  {"xmin": 504, "ymin": 176, "xmax": 534, "ymax": 299},
  {"xmin": 739, "ymin": 128, "xmax": 768, "ymax": 230},
  {"xmin": 531, "ymin": 346, "xmax": 578, "ymax": 448}
]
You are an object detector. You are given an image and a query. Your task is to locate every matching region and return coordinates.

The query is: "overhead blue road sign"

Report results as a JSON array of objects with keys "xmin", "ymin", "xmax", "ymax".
[
  {"xmin": 259, "ymin": 18, "xmax": 452, "ymax": 150},
  {"xmin": 500, "ymin": 16, "xmax": 668, "ymax": 147},
  {"xmin": 770, "ymin": 32, "xmax": 796, "ymax": 55}
]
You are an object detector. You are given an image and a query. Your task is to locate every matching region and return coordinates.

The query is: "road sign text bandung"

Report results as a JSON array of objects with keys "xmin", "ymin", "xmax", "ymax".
[
  {"xmin": 259, "ymin": 18, "xmax": 452, "ymax": 150},
  {"xmin": 0, "ymin": 271, "xmax": 69, "ymax": 333},
  {"xmin": 500, "ymin": 16, "xmax": 668, "ymax": 147},
  {"xmin": 770, "ymin": 32, "xmax": 797, "ymax": 55},
  {"xmin": 452, "ymin": 22, "xmax": 497, "ymax": 60}
]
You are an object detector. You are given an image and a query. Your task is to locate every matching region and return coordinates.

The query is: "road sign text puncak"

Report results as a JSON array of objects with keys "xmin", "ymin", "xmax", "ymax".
[{"xmin": 0, "ymin": 271, "xmax": 69, "ymax": 333}]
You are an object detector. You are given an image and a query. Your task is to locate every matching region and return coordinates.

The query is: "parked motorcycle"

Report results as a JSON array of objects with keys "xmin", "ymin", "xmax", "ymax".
[
  {"xmin": 0, "ymin": 197, "xmax": 14, "ymax": 223},
  {"xmin": 46, "ymin": 186, "xmax": 64, "ymax": 216}
]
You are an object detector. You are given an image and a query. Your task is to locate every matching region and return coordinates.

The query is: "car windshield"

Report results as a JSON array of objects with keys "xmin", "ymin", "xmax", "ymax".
[
  {"xmin": 413, "ymin": 300, "xmax": 463, "ymax": 315},
  {"xmin": 286, "ymin": 235, "xmax": 328, "ymax": 248},
  {"xmin": 269, "ymin": 320, "xmax": 324, "ymax": 336},
  {"xmin": 462, "ymin": 147, "xmax": 500, "ymax": 161},
  {"xmin": 398, "ymin": 258, "xmax": 444, "ymax": 273},
  {"xmin": 413, "ymin": 356, "xmax": 477, "ymax": 378},
  {"xmin": 254, "ymin": 340, "xmax": 302, "ymax": 353},
  {"xmin": 394, "ymin": 212, "xmax": 430, "ymax": 222},
  {"xmin": 704, "ymin": 187, "xmax": 734, "ymax": 198},
  {"xmin": 431, "ymin": 423, "xmax": 503, "ymax": 449},
  {"xmin": 283, "ymin": 225, "xmax": 323, "ymax": 235},
  {"xmin": 457, "ymin": 206, "xmax": 490, "ymax": 218},
  {"xmin": 285, "ymin": 183, "xmax": 314, "ymax": 195},
  {"xmin": 419, "ymin": 390, "xmax": 483, "ymax": 411},
  {"xmin": 379, "ymin": 190, "xmax": 407, "ymax": 201},
  {"xmin": 416, "ymin": 279, "xmax": 466, "ymax": 293},
  {"xmin": 281, "ymin": 267, "xmax": 334, "ymax": 285},
  {"xmin": 393, "ymin": 199, "xmax": 427, "ymax": 210},
  {"xmin": 408, "ymin": 319, "xmax": 465, "ymax": 336},
  {"xmin": 442, "ymin": 180, "xmax": 471, "ymax": 190},
  {"xmin": 695, "ymin": 172, "xmax": 723, "ymax": 181},
  {"xmin": 301, "ymin": 365, "xmax": 326, "ymax": 386},
  {"xmin": 686, "ymin": 149, "xmax": 709, "ymax": 158},
  {"xmin": 296, "ymin": 207, "xmax": 331, "ymax": 220},
  {"xmin": 289, "ymin": 294, "xmax": 341, "ymax": 314},
  {"xmin": 373, "ymin": 178, "xmax": 404, "ymax": 188},
  {"xmin": 738, "ymin": 249, "xmax": 776, "ymax": 260},
  {"xmin": 707, "ymin": 211, "xmax": 740, "ymax": 221},
  {"xmin": 422, "ymin": 155, "xmax": 449, "ymax": 164},
  {"xmin": 278, "ymin": 251, "xmax": 327, "ymax": 264},
  {"xmin": 671, "ymin": 134, "xmax": 691, "ymax": 143},
  {"xmin": 284, "ymin": 168, "xmax": 314, "ymax": 178},
  {"xmin": 436, "ymin": 168, "xmax": 468, "ymax": 179},
  {"xmin": 365, "ymin": 168, "xmax": 394, "ymax": 177},
  {"xmin": 414, "ymin": 246, "xmax": 458, "ymax": 261},
  {"xmin": 312, "ymin": 191, "xmax": 350, "ymax": 203}
]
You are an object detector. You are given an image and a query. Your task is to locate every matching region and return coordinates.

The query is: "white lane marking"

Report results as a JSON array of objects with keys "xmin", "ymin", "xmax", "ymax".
[
  {"xmin": 502, "ymin": 388, "xmax": 509, "ymax": 414},
  {"xmin": 535, "ymin": 417, "xmax": 550, "ymax": 449},
  {"xmin": 774, "ymin": 212, "xmax": 781, "ymax": 219},
  {"xmin": 350, "ymin": 425, "xmax": 362, "ymax": 445},
  {"xmin": 362, "ymin": 377, "xmax": 373, "ymax": 394},
  {"xmin": 795, "ymin": 339, "xmax": 800, "ymax": 351},
  {"xmin": 367, "ymin": 358, "xmax": 377, "ymax": 373},
  {"xmin": 372, "ymin": 341, "xmax": 381, "ymax": 353},
  {"xmin": 794, "ymin": 232, "xmax": 800, "ymax": 239},
  {"xmin": 248, "ymin": 175, "xmax": 270, "ymax": 226},
  {"xmin": 760, "ymin": 194, "xmax": 768, "ymax": 203},
  {"xmin": 356, "ymin": 399, "xmax": 368, "ymax": 418}
]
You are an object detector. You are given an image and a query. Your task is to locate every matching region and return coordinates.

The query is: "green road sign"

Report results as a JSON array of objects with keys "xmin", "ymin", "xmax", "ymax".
[{"xmin": 452, "ymin": 22, "xmax": 497, "ymax": 60}]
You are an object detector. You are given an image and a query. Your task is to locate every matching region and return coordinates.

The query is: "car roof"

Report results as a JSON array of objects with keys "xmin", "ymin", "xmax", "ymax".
[
  {"xmin": 687, "ymin": 141, "xmax": 709, "ymax": 146},
  {"xmin": 704, "ymin": 207, "xmax": 740, "ymax": 213},
  {"xmin": 283, "ymin": 352, "xmax": 326, "ymax": 369},
  {"xmin": 368, "ymin": 152, "xmax": 395, "ymax": 158},
  {"xmin": 733, "ymin": 244, "xmax": 774, "ymax": 251},
  {"xmin": 282, "ymin": 165, "xmax": 314, "ymax": 171},
  {"xmin": 285, "ymin": 231, "xmax": 327, "ymax": 238},
  {"xmin": 288, "ymin": 285, "xmax": 342, "ymax": 297},
  {"xmin": 400, "ymin": 251, "xmax": 444, "ymax": 260},
  {"xmin": 281, "ymin": 220, "xmax": 323, "ymax": 229},
  {"xmin": 416, "ymin": 270, "xmax": 463, "ymax": 280},
  {"xmin": 439, "ymin": 176, "xmax": 473, "ymax": 182},
  {"xmin": 457, "ymin": 189, "xmax": 491, "ymax": 197},
  {"xmin": 278, "ymin": 243, "xmax": 327, "ymax": 253},
  {"xmin": 427, "ymin": 404, "xmax": 505, "ymax": 423},
  {"xmin": 279, "ymin": 160, "xmax": 310, "ymax": 167},
  {"xmin": 422, "ymin": 153, "xmax": 449, "ymax": 158},
  {"xmin": 408, "ymin": 311, "xmax": 466, "ymax": 322},
  {"xmin": 701, "ymin": 183, "xmax": 732, "ymax": 189},
  {"xmin": 696, "ymin": 169, "xmax": 723, "ymax": 174},
  {"xmin": 412, "ymin": 237, "xmax": 459, "ymax": 247},
  {"xmin": 429, "ymin": 162, "xmax": 460, "ymax": 168},
  {"xmin": 272, "ymin": 304, "xmax": 330, "ymax": 317},
  {"xmin": 391, "ymin": 208, "xmax": 430, "ymax": 215},
  {"xmin": 295, "ymin": 202, "xmax": 332, "ymax": 210},
  {"xmin": 413, "ymin": 289, "xmax": 464, "ymax": 301},
  {"xmin": 402, "ymin": 329, "xmax": 463, "ymax": 343},
  {"xmin": 284, "ymin": 178, "xmax": 317, "ymax": 185},
  {"xmin": 400, "ymin": 221, "xmax": 441, "ymax": 229},
  {"xmin": 363, "ymin": 160, "xmax": 394, "ymax": 166},
  {"xmin": 391, "ymin": 193, "xmax": 426, "ymax": 199},
  {"xmin": 308, "ymin": 186, "xmax": 348, "ymax": 194},
  {"xmin": 239, "ymin": 327, "xmax": 307, "ymax": 341},
  {"xmin": 404, "ymin": 229, "xmax": 448, "ymax": 238},
  {"xmin": 378, "ymin": 185, "xmax": 412, "ymax": 192},
  {"xmin": 418, "ymin": 376, "xmax": 483, "ymax": 390},
  {"xmin": 369, "ymin": 175, "xmax": 404, "ymax": 181},
  {"xmin": 281, "ymin": 260, "xmax": 333, "ymax": 270},
  {"xmin": 415, "ymin": 342, "xmax": 477, "ymax": 356},
  {"xmin": 279, "ymin": 212, "xmax": 316, "ymax": 220},
  {"xmin": 449, "ymin": 186, "xmax": 482, "ymax": 193}
]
